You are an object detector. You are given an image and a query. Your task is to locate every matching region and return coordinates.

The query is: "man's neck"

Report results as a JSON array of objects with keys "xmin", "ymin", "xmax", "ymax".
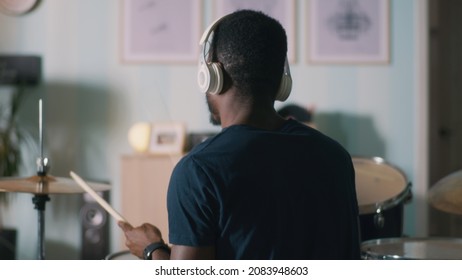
[{"xmin": 219, "ymin": 93, "xmax": 286, "ymax": 131}]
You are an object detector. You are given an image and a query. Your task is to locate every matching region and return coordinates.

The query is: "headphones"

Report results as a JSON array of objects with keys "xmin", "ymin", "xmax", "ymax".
[{"xmin": 197, "ymin": 15, "xmax": 292, "ymax": 101}]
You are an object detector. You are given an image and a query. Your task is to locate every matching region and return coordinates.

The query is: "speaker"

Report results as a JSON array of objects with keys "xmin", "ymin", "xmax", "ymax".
[
  {"xmin": 80, "ymin": 190, "xmax": 110, "ymax": 260},
  {"xmin": 0, "ymin": 55, "xmax": 41, "ymax": 85},
  {"xmin": 197, "ymin": 15, "xmax": 292, "ymax": 101},
  {"xmin": 0, "ymin": 228, "xmax": 17, "ymax": 260}
]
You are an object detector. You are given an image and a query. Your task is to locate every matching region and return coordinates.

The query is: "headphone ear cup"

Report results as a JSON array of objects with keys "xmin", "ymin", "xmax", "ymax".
[
  {"xmin": 276, "ymin": 74, "xmax": 292, "ymax": 101},
  {"xmin": 208, "ymin": 62, "xmax": 224, "ymax": 95},
  {"xmin": 197, "ymin": 62, "xmax": 210, "ymax": 94},
  {"xmin": 197, "ymin": 62, "xmax": 224, "ymax": 95}
]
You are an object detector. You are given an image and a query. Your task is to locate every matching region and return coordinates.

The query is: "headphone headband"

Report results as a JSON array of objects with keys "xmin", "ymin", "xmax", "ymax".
[
  {"xmin": 199, "ymin": 15, "xmax": 229, "ymax": 46},
  {"xmin": 197, "ymin": 15, "xmax": 230, "ymax": 95}
]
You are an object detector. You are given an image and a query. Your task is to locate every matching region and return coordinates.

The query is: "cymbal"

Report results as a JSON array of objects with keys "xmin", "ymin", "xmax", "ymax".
[
  {"xmin": 0, "ymin": 175, "xmax": 111, "ymax": 194},
  {"xmin": 428, "ymin": 169, "xmax": 462, "ymax": 215}
]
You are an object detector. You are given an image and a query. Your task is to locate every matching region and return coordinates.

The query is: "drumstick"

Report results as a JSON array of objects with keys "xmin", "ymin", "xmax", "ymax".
[{"xmin": 70, "ymin": 171, "xmax": 129, "ymax": 224}]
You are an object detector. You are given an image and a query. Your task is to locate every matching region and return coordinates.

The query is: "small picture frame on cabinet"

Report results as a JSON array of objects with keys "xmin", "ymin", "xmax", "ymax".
[{"xmin": 150, "ymin": 122, "xmax": 186, "ymax": 155}]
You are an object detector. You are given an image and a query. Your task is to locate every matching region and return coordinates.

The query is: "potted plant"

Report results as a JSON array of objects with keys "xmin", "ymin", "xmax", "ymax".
[{"xmin": 0, "ymin": 87, "xmax": 26, "ymax": 259}]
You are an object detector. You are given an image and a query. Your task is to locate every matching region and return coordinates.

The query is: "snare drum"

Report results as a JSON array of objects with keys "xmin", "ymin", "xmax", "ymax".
[
  {"xmin": 105, "ymin": 250, "xmax": 139, "ymax": 260},
  {"xmin": 353, "ymin": 157, "xmax": 412, "ymax": 241},
  {"xmin": 361, "ymin": 237, "xmax": 462, "ymax": 259}
]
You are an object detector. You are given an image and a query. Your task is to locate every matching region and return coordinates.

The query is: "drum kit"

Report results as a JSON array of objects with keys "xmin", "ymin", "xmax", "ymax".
[
  {"xmin": 2, "ymin": 99, "xmax": 462, "ymax": 260},
  {"xmin": 354, "ymin": 156, "xmax": 462, "ymax": 259}
]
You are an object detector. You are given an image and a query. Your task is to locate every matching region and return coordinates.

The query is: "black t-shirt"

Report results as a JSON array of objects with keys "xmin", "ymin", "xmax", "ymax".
[{"xmin": 167, "ymin": 119, "xmax": 360, "ymax": 259}]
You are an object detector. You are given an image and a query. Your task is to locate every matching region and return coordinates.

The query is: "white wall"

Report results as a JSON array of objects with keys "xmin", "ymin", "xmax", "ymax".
[{"xmin": 0, "ymin": 0, "xmax": 425, "ymax": 259}]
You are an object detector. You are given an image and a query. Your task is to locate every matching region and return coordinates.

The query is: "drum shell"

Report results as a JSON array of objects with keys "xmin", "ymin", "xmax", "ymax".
[
  {"xmin": 359, "ymin": 204, "xmax": 404, "ymax": 242},
  {"xmin": 353, "ymin": 157, "xmax": 411, "ymax": 242}
]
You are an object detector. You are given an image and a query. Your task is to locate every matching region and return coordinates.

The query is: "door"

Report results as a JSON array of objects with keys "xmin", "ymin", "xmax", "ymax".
[{"xmin": 428, "ymin": 0, "xmax": 462, "ymax": 236}]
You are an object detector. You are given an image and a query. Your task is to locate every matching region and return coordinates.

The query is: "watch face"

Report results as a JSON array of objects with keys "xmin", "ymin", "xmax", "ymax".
[{"xmin": 0, "ymin": 0, "xmax": 39, "ymax": 15}]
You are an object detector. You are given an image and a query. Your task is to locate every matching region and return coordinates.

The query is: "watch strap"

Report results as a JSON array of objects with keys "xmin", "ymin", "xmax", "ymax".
[{"xmin": 143, "ymin": 242, "xmax": 170, "ymax": 260}]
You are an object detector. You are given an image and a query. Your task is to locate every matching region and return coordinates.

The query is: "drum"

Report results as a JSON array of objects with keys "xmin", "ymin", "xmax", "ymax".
[
  {"xmin": 353, "ymin": 157, "xmax": 412, "ymax": 242},
  {"xmin": 361, "ymin": 237, "xmax": 462, "ymax": 259},
  {"xmin": 105, "ymin": 250, "xmax": 139, "ymax": 260}
]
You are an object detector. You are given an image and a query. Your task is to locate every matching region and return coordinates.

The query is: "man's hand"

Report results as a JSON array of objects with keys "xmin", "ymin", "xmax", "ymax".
[{"xmin": 118, "ymin": 221, "xmax": 164, "ymax": 259}]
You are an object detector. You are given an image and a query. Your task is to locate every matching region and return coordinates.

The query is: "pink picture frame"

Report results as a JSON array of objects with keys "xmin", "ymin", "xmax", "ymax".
[
  {"xmin": 121, "ymin": 0, "xmax": 202, "ymax": 63},
  {"xmin": 307, "ymin": 0, "xmax": 390, "ymax": 64}
]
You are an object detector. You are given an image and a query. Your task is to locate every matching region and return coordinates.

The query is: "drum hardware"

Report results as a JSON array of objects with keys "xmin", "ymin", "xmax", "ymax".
[
  {"xmin": 361, "ymin": 237, "xmax": 462, "ymax": 260},
  {"xmin": 33, "ymin": 99, "xmax": 49, "ymax": 260},
  {"xmin": 0, "ymin": 99, "xmax": 111, "ymax": 259},
  {"xmin": 428, "ymin": 169, "xmax": 462, "ymax": 215},
  {"xmin": 372, "ymin": 182, "xmax": 413, "ymax": 230},
  {"xmin": 373, "ymin": 209, "xmax": 385, "ymax": 229}
]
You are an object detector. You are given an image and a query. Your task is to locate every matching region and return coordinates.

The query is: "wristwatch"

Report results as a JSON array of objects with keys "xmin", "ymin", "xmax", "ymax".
[{"xmin": 143, "ymin": 242, "xmax": 171, "ymax": 260}]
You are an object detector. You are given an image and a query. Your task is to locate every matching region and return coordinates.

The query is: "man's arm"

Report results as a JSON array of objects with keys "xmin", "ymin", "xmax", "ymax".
[{"xmin": 118, "ymin": 221, "xmax": 215, "ymax": 260}]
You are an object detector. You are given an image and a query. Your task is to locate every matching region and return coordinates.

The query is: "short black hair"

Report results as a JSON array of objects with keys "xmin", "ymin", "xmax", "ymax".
[{"xmin": 211, "ymin": 10, "xmax": 288, "ymax": 100}]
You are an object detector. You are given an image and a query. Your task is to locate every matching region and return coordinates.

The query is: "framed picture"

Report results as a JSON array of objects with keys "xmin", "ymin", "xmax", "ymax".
[
  {"xmin": 214, "ymin": 0, "xmax": 296, "ymax": 63},
  {"xmin": 121, "ymin": 0, "xmax": 201, "ymax": 63},
  {"xmin": 307, "ymin": 0, "xmax": 390, "ymax": 64},
  {"xmin": 150, "ymin": 122, "xmax": 186, "ymax": 155}
]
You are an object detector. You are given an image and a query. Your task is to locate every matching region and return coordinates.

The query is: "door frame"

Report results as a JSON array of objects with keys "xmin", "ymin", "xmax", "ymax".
[{"xmin": 414, "ymin": 0, "xmax": 429, "ymax": 236}]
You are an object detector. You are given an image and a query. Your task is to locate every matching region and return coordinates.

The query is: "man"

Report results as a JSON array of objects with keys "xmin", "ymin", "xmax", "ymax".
[{"xmin": 119, "ymin": 9, "xmax": 360, "ymax": 260}]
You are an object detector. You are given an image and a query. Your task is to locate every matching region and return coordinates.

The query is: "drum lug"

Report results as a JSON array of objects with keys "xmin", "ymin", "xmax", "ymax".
[{"xmin": 374, "ymin": 209, "xmax": 385, "ymax": 229}]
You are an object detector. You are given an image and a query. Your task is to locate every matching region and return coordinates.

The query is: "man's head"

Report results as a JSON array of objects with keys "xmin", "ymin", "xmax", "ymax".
[
  {"xmin": 199, "ymin": 10, "xmax": 290, "ymax": 125},
  {"xmin": 198, "ymin": 10, "xmax": 292, "ymax": 124}
]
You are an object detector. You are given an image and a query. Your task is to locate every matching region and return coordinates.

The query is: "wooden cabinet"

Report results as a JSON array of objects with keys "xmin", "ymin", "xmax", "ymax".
[{"xmin": 120, "ymin": 154, "xmax": 182, "ymax": 245}]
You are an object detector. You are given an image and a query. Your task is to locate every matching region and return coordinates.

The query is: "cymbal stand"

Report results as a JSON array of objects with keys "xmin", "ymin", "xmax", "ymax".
[
  {"xmin": 32, "ymin": 187, "xmax": 49, "ymax": 260},
  {"xmin": 33, "ymin": 99, "xmax": 50, "ymax": 260}
]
